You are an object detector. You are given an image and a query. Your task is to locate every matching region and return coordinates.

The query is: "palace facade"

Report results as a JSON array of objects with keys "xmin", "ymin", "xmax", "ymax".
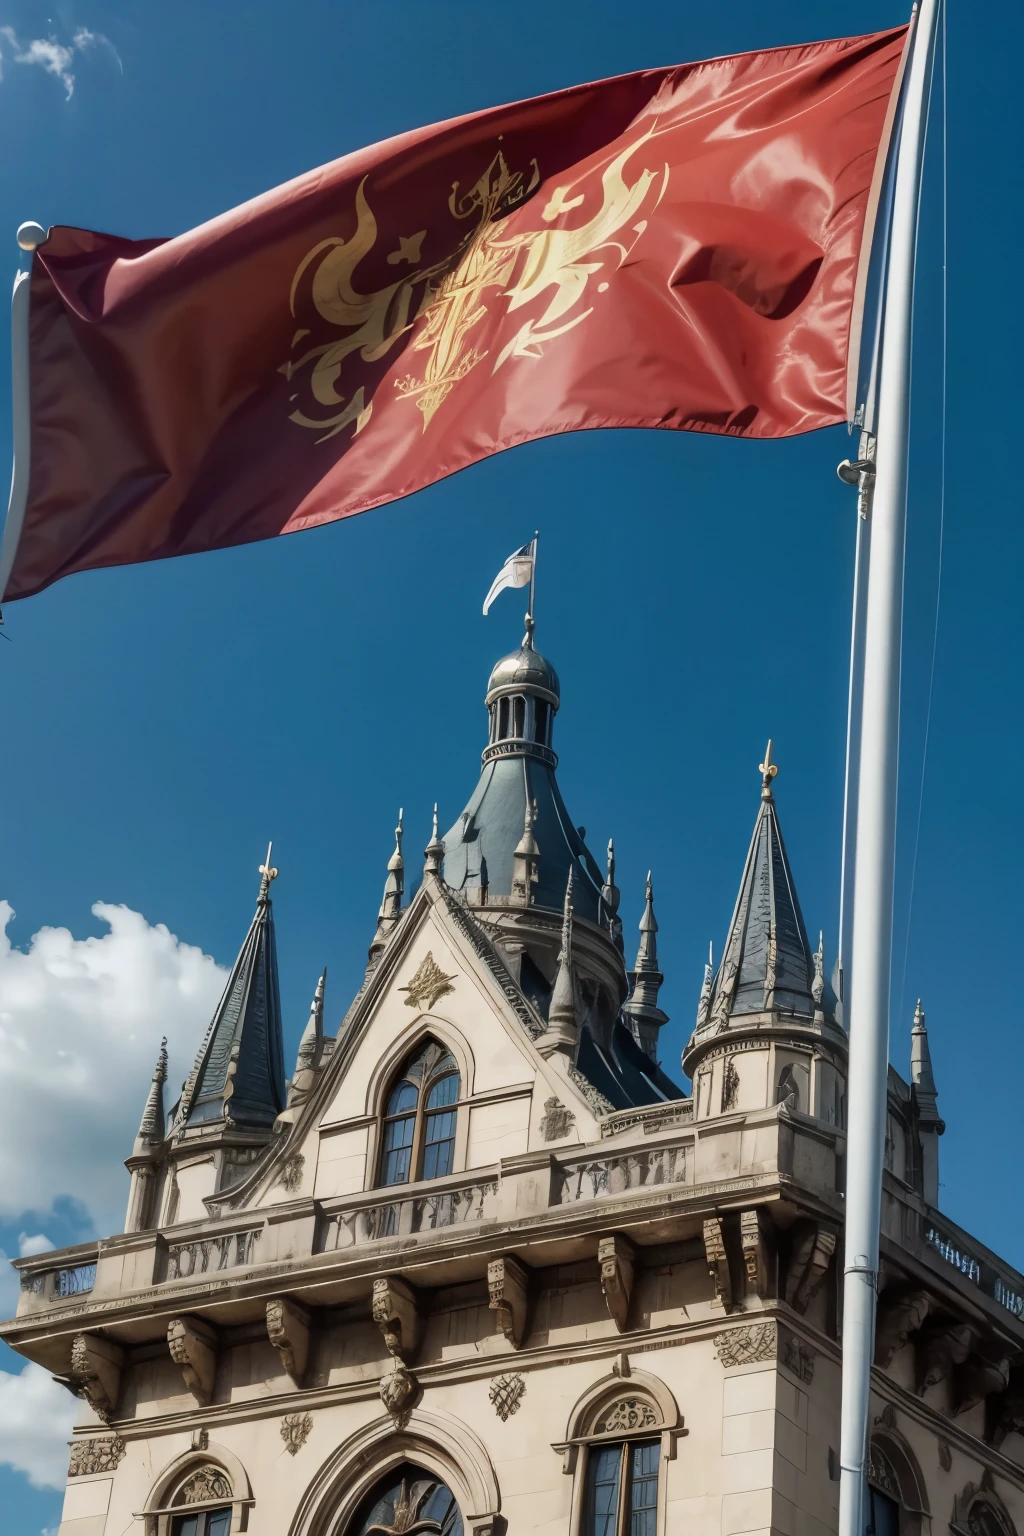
[{"xmin": 5, "ymin": 622, "xmax": 1023, "ymax": 1536}]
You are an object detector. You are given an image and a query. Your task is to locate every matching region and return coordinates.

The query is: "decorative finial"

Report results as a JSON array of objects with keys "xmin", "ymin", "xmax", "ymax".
[
  {"xmin": 155, "ymin": 1036, "xmax": 168, "ymax": 1083},
  {"xmin": 258, "ymin": 841, "xmax": 279, "ymax": 900},
  {"xmin": 523, "ymin": 611, "xmax": 535, "ymax": 649},
  {"xmin": 560, "ymin": 866, "xmax": 574, "ymax": 959},
  {"xmin": 812, "ymin": 931, "xmax": 825, "ymax": 1006},
  {"xmin": 16, "ymin": 221, "xmax": 46, "ymax": 252},
  {"xmin": 913, "ymin": 997, "xmax": 925, "ymax": 1029},
  {"xmin": 368, "ymin": 810, "xmax": 406, "ymax": 965},
  {"xmin": 759, "ymin": 739, "xmax": 778, "ymax": 800},
  {"xmin": 424, "ymin": 802, "xmax": 445, "ymax": 877},
  {"xmin": 601, "ymin": 837, "xmax": 623, "ymax": 954}
]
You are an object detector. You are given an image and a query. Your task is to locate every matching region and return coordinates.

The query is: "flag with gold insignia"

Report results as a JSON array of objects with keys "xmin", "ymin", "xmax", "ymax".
[{"xmin": 2, "ymin": 26, "xmax": 908, "ymax": 602}]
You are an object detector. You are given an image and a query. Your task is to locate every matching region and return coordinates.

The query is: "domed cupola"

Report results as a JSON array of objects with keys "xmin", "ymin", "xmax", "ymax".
[{"xmin": 483, "ymin": 617, "xmax": 560, "ymax": 766}]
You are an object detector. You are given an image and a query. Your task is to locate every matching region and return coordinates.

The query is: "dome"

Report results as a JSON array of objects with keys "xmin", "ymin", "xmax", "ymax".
[{"xmin": 485, "ymin": 642, "xmax": 560, "ymax": 707}]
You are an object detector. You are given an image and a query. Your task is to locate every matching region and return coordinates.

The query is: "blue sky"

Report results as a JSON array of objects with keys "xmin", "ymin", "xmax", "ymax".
[{"xmin": 0, "ymin": 0, "xmax": 1019, "ymax": 1529}]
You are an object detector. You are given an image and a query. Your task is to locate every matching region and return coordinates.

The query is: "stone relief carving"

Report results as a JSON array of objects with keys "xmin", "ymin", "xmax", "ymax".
[
  {"xmin": 875, "ymin": 1288, "xmax": 931, "ymax": 1367},
  {"xmin": 866, "ymin": 1444, "xmax": 900, "ymax": 1500},
  {"xmin": 598, "ymin": 1234, "xmax": 636, "ymax": 1332},
  {"xmin": 177, "ymin": 1465, "xmax": 232, "ymax": 1504},
  {"xmin": 267, "ymin": 1296, "xmax": 312, "ymax": 1385},
  {"xmin": 439, "ymin": 888, "xmax": 545, "ymax": 1040},
  {"xmin": 488, "ymin": 1256, "xmax": 530, "ymax": 1348},
  {"xmin": 68, "ymin": 1434, "xmax": 126, "ymax": 1476},
  {"xmin": 277, "ymin": 1153, "xmax": 305, "ymax": 1194},
  {"xmin": 714, "ymin": 1321, "xmax": 776, "ymax": 1367},
  {"xmin": 957, "ymin": 1354, "xmax": 1010, "ymax": 1415},
  {"xmin": 400, "ymin": 952, "xmax": 455, "ymax": 1010},
  {"xmin": 740, "ymin": 1209, "xmax": 772, "ymax": 1300},
  {"xmin": 780, "ymin": 1328, "xmax": 815, "ymax": 1384},
  {"xmin": 167, "ymin": 1316, "xmax": 218, "ymax": 1406},
  {"xmin": 721, "ymin": 1056, "xmax": 740, "ymax": 1111},
  {"xmin": 703, "ymin": 1217, "xmax": 734, "ymax": 1312},
  {"xmin": 64, "ymin": 1333, "xmax": 124, "ymax": 1423},
  {"xmin": 596, "ymin": 1398, "xmax": 660, "ymax": 1433},
  {"xmin": 938, "ymin": 1439, "xmax": 953, "ymax": 1472},
  {"xmin": 558, "ymin": 1145, "xmax": 688, "ymax": 1204},
  {"xmin": 875, "ymin": 1403, "xmax": 897, "ymax": 1430},
  {"xmin": 167, "ymin": 1228, "xmax": 261, "ymax": 1281},
  {"xmin": 372, "ymin": 1276, "xmax": 422, "ymax": 1362},
  {"xmin": 280, "ymin": 1411, "xmax": 313, "ymax": 1455},
  {"xmin": 568, "ymin": 1066, "xmax": 615, "ymax": 1117},
  {"xmin": 489, "ymin": 1371, "xmax": 526, "ymax": 1421},
  {"xmin": 321, "ymin": 1180, "xmax": 500, "ymax": 1251},
  {"xmin": 916, "ymin": 1321, "xmax": 972, "ymax": 1394},
  {"xmin": 785, "ymin": 1221, "xmax": 837, "ymax": 1314},
  {"xmin": 380, "ymin": 1360, "xmax": 418, "ymax": 1426},
  {"xmin": 539, "ymin": 1097, "xmax": 575, "ymax": 1141}
]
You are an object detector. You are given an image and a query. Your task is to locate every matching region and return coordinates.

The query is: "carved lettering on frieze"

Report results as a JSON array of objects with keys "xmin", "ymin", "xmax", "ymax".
[
  {"xmin": 489, "ymin": 1371, "xmax": 526, "ymax": 1420},
  {"xmin": 69, "ymin": 1434, "xmax": 126, "ymax": 1476},
  {"xmin": 488, "ymin": 1256, "xmax": 530, "ymax": 1348},
  {"xmin": 916, "ymin": 1321, "xmax": 972, "ymax": 1394},
  {"xmin": 266, "ymin": 1296, "xmax": 312, "ymax": 1385},
  {"xmin": 280, "ymin": 1411, "xmax": 313, "ymax": 1455},
  {"xmin": 598, "ymin": 1234, "xmax": 636, "ymax": 1332},
  {"xmin": 740, "ymin": 1208, "xmax": 772, "ymax": 1300},
  {"xmin": 66, "ymin": 1333, "xmax": 124, "ymax": 1423},
  {"xmin": 703, "ymin": 1217, "xmax": 734, "ymax": 1312},
  {"xmin": 167, "ymin": 1316, "xmax": 218, "ymax": 1406},
  {"xmin": 372, "ymin": 1276, "xmax": 422, "ymax": 1362},
  {"xmin": 400, "ymin": 952, "xmax": 455, "ymax": 1011},
  {"xmin": 875, "ymin": 1288, "xmax": 931, "ymax": 1367},
  {"xmin": 714, "ymin": 1321, "xmax": 776, "ymax": 1368}
]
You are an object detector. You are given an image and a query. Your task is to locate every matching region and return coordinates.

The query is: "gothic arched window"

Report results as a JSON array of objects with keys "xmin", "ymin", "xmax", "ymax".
[
  {"xmin": 582, "ymin": 1399, "xmax": 662, "ymax": 1536},
  {"xmin": 969, "ymin": 1504, "xmax": 1015, "ymax": 1536},
  {"xmin": 379, "ymin": 1039, "xmax": 460, "ymax": 1187},
  {"xmin": 344, "ymin": 1464, "xmax": 462, "ymax": 1536}
]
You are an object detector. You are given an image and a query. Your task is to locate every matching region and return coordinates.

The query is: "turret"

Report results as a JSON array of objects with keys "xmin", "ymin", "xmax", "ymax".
[
  {"xmin": 124, "ymin": 1038, "xmax": 168, "ymax": 1233},
  {"xmin": 540, "ymin": 870, "xmax": 580, "ymax": 1056}
]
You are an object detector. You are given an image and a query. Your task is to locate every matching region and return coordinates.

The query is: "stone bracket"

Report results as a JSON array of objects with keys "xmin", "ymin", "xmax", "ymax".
[
  {"xmin": 874, "ymin": 1287, "xmax": 931, "ymax": 1367},
  {"xmin": 266, "ymin": 1296, "xmax": 312, "ymax": 1386},
  {"xmin": 703, "ymin": 1217, "xmax": 735, "ymax": 1313},
  {"xmin": 168, "ymin": 1315, "xmax": 218, "ymax": 1406},
  {"xmin": 64, "ymin": 1332, "xmax": 124, "ymax": 1423},
  {"xmin": 488, "ymin": 1256, "xmax": 530, "ymax": 1348},
  {"xmin": 785, "ymin": 1220, "xmax": 837, "ymax": 1314},
  {"xmin": 598, "ymin": 1234, "xmax": 636, "ymax": 1331},
  {"xmin": 372, "ymin": 1276, "xmax": 422, "ymax": 1362},
  {"xmin": 739, "ymin": 1209, "xmax": 774, "ymax": 1301},
  {"xmin": 916, "ymin": 1321, "xmax": 972, "ymax": 1394},
  {"xmin": 956, "ymin": 1353, "xmax": 1010, "ymax": 1416}
]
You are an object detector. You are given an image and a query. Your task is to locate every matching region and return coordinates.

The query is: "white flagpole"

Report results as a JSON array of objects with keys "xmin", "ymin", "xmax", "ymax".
[
  {"xmin": 0, "ymin": 222, "xmax": 47, "ymax": 615},
  {"xmin": 838, "ymin": 7, "xmax": 939, "ymax": 1536}
]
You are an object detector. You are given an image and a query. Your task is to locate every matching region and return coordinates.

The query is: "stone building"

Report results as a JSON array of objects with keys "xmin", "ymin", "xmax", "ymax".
[{"xmin": 4, "ymin": 624, "xmax": 1023, "ymax": 1536}]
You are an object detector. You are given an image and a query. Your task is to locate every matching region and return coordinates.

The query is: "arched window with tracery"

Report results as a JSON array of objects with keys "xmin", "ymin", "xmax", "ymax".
[
  {"xmin": 968, "ymin": 1502, "xmax": 1015, "ymax": 1536},
  {"xmin": 343, "ymin": 1464, "xmax": 462, "ymax": 1536},
  {"xmin": 379, "ymin": 1039, "xmax": 460, "ymax": 1187},
  {"xmin": 581, "ymin": 1398, "xmax": 662, "ymax": 1536}
]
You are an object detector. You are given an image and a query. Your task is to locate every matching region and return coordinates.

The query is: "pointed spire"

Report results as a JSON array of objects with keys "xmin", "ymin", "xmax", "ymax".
[
  {"xmin": 424, "ymin": 803, "xmax": 444, "ymax": 877},
  {"xmin": 696, "ymin": 942, "xmax": 714, "ymax": 1030},
  {"xmin": 510, "ymin": 796, "xmax": 540, "ymax": 905},
  {"xmin": 702, "ymin": 745, "xmax": 818, "ymax": 1032},
  {"xmin": 602, "ymin": 838, "xmax": 623, "ymax": 954},
  {"xmin": 544, "ymin": 868, "xmax": 579, "ymax": 1051},
  {"xmin": 623, "ymin": 872, "xmax": 669, "ymax": 1060},
  {"xmin": 812, "ymin": 931, "xmax": 825, "ymax": 1007},
  {"xmin": 910, "ymin": 999, "xmax": 943, "ymax": 1129},
  {"xmin": 135, "ymin": 1037, "xmax": 168, "ymax": 1150},
  {"xmin": 369, "ymin": 810, "xmax": 405, "ymax": 962},
  {"xmin": 296, "ymin": 968, "xmax": 326, "ymax": 1072},
  {"xmin": 175, "ymin": 852, "xmax": 286, "ymax": 1135}
]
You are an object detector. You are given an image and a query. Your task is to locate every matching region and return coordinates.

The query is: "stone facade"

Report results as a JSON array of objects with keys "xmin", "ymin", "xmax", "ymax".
[{"xmin": 4, "ymin": 635, "xmax": 1023, "ymax": 1536}]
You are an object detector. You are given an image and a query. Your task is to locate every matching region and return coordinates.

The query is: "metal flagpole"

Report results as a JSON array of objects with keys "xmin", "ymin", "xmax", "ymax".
[
  {"xmin": 528, "ymin": 530, "xmax": 539, "ymax": 625},
  {"xmin": 0, "ymin": 221, "xmax": 47, "ymax": 620},
  {"xmin": 838, "ymin": 6, "xmax": 939, "ymax": 1536}
]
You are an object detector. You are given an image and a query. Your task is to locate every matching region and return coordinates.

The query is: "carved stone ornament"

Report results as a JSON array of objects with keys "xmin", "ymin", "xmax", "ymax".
[
  {"xmin": 380, "ymin": 1360, "xmax": 418, "ymax": 1425},
  {"xmin": 704, "ymin": 1216, "xmax": 734, "ymax": 1312},
  {"xmin": 598, "ymin": 1234, "xmax": 636, "ymax": 1332},
  {"xmin": 596, "ymin": 1397, "xmax": 660, "ymax": 1433},
  {"xmin": 280, "ymin": 1411, "xmax": 313, "ymax": 1456},
  {"xmin": 875, "ymin": 1287, "xmax": 931, "ymax": 1368},
  {"xmin": 780, "ymin": 1327, "xmax": 815, "ymax": 1384},
  {"xmin": 956, "ymin": 1354, "xmax": 1010, "ymax": 1415},
  {"xmin": 400, "ymin": 952, "xmax": 455, "ymax": 1011},
  {"xmin": 721, "ymin": 1055, "xmax": 740, "ymax": 1111},
  {"xmin": 740, "ymin": 1208, "xmax": 772, "ymax": 1300},
  {"xmin": 176, "ymin": 1465, "xmax": 233, "ymax": 1505},
  {"xmin": 875, "ymin": 1402, "xmax": 898, "ymax": 1431},
  {"xmin": 938, "ymin": 1439, "xmax": 953, "ymax": 1472},
  {"xmin": 372, "ymin": 1276, "xmax": 422, "ymax": 1362},
  {"xmin": 489, "ymin": 1371, "xmax": 526, "ymax": 1421},
  {"xmin": 916, "ymin": 1321, "xmax": 972, "ymax": 1394},
  {"xmin": 267, "ymin": 1296, "xmax": 312, "ymax": 1385},
  {"xmin": 568, "ymin": 1065, "xmax": 616, "ymax": 1117},
  {"xmin": 277, "ymin": 1153, "xmax": 305, "ymax": 1193},
  {"xmin": 785, "ymin": 1221, "xmax": 837, "ymax": 1314},
  {"xmin": 167, "ymin": 1316, "xmax": 218, "ymax": 1406},
  {"xmin": 69, "ymin": 1434, "xmax": 126, "ymax": 1476},
  {"xmin": 866, "ymin": 1444, "xmax": 900, "ymax": 1501},
  {"xmin": 539, "ymin": 1097, "xmax": 575, "ymax": 1142},
  {"xmin": 714, "ymin": 1321, "xmax": 777, "ymax": 1368},
  {"xmin": 67, "ymin": 1333, "xmax": 124, "ymax": 1423},
  {"xmin": 488, "ymin": 1256, "xmax": 530, "ymax": 1348}
]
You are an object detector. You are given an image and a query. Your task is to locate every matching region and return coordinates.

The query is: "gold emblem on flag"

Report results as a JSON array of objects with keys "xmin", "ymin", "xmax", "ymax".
[{"xmin": 283, "ymin": 133, "xmax": 666, "ymax": 440}]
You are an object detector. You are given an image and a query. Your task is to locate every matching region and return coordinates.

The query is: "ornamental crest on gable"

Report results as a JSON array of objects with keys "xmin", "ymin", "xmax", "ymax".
[{"xmin": 400, "ymin": 953, "xmax": 456, "ymax": 1011}]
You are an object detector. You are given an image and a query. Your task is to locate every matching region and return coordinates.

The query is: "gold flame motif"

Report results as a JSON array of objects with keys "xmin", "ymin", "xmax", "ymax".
[{"xmin": 283, "ymin": 134, "xmax": 667, "ymax": 440}]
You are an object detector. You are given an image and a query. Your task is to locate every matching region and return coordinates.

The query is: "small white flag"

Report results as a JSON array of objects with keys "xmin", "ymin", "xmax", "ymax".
[{"xmin": 482, "ymin": 538, "xmax": 536, "ymax": 615}]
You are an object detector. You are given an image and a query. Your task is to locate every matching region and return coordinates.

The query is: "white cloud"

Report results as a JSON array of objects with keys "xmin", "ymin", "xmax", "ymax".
[
  {"xmin": 0, "ymin": 24, "xmax": 117, "ymax": 98},
  {"xmin": 17, "ymin": 1232, "xmax": 55, "ymax": 1258},
  {"xmin": 0, "ymin": 900, "xmax": 227, "ymax": 1238},
  {"xmin": 0, "ymin": 1360, "xmax": 75, "ymax": 1489}
]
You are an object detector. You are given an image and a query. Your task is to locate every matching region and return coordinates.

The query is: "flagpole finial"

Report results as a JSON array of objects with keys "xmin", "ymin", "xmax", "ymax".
[
  {"xmin": 258, "ymin": 841, "xmax": 279, "ymax": 900},
  {"xmin": 759, "ymin": 739, "xmax": 778, "ymax": 800},
  {"xmin": 16, "ymin": 222, "xmax": 46, "ymax": 252}
]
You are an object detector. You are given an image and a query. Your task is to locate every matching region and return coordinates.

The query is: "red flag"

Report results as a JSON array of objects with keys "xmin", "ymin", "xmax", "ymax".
[{"xmin": 4, "ymin": 27, "xmax": 907, "ymax": 602}]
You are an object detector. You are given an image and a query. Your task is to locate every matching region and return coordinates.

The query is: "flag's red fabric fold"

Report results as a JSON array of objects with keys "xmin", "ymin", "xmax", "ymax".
[{"xmin": 5, "ymin": 27, "xmax": 907, "ymax": 601}]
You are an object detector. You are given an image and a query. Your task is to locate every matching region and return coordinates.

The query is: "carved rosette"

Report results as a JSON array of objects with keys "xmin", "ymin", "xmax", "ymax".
[
  {"xmin": 489, "ymin": 1371, "xmax": 526, "ymax": 1421},
  {"xmin": 380, "ymin": 1361, "xmax": 419, "ymax": 1425},
  {"xmin": 280, "ymin": 1411, "xmax": 313, "ymax": 1455},
  {"xmin": 69, "ymin": 1434, "xmax": 126, "ymax": 1476}
]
